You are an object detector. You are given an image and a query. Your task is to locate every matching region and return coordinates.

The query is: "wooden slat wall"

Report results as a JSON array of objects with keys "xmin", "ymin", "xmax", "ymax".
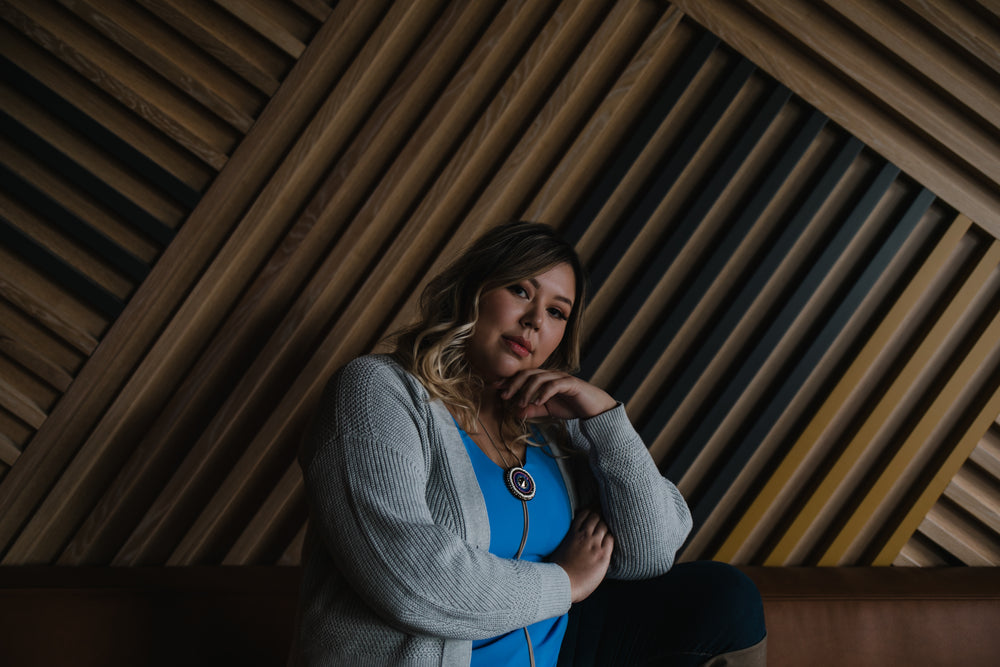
[{"xmin": 0, "ymin": 1, "xmax": 997, "ymax": 567}]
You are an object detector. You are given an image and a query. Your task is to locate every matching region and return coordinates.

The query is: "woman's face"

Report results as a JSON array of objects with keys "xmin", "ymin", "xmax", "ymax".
[{"xmin": 466, "ymin": 262, "xmax": 576, "ymax": 383}]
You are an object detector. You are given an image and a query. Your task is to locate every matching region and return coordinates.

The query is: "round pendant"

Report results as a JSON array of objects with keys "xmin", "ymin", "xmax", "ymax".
[{"xmin": 505, "ymin": 466, "xmax": 536, "ymax": 501}]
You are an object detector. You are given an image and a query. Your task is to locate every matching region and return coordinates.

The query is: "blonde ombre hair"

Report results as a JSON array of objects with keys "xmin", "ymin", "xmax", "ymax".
[{"xmin": 391, "ymin": 222, "xmax": 587, "ymax": 441}]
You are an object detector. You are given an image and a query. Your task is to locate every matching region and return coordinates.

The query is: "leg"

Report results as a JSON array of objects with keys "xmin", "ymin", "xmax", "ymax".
[{"xmin": 558, "ymin": 561, "xmax": 766, "ymax": 666}]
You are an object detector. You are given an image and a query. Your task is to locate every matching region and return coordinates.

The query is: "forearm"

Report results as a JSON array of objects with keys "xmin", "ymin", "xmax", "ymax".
[{"xmin": 570, "ymin": 404, "xmax": 693, "ymax": 578}]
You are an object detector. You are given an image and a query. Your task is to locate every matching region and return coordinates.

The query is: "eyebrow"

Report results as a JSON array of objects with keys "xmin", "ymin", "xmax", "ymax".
[{"xmin": 529, "ymin": 277, "xmax": 574, "ymax": 308}]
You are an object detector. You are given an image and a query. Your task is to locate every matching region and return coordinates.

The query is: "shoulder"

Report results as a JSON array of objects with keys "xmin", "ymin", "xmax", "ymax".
[
  {"xmin": 303, "ymin": 355, "xmax": 433, "ymax": 461},
  {"xmin": 330, "ymin": 354, "xmax": 428, "ymax": 403}
]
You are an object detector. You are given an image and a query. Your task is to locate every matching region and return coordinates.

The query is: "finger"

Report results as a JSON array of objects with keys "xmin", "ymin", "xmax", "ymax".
[
  {"xmin": 516, "ymin": 403, "xmax": 550, "ymax": 420},
  {"xmin": 529, "ymin": 376, "xmax": 580, "ymax": 407},
  {"xmin": 514, "ymin": 371, "xmax": 566, "ymax": 405},
  {"xmin": 580, "ymin": 511, "xmax": 603, "ymax": 535},
  {"xmin": 498, "ymin": 369, "xmax": 547, "ymax": 401},
  {"xmin": 601, "ymin": 531, "xmax": 615, "ymax": 549},
  {"xmin": 571, "ymin": 509, "xmax": 593, "ymax": 531}
]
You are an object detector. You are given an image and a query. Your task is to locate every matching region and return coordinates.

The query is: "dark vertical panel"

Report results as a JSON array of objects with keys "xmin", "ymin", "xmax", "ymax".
[
  {"xmin": 580, "ymin": 54, "xmax": 756, "ymax": 378},
  {"xmin": 636, "ymin": 135, "xmax": 864, "ymax": 455},
  {"xmin": 562, "ymin": 30, "xmax": 720, "ymax": 249},
  {"xmin": 660, "ymin": 160, "xmax": 901, "ymax": 485},
  {"xmin": 610, "ymin": 83, "xmax": 797, "ymax": 402},
  {"xmin": 689, "ymin": 187, "xmax": 939, "ymax": 528}
]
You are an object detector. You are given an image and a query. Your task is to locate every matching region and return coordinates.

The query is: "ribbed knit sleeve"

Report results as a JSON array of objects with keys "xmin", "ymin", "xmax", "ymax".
[
  {"xmin": 300, "ymin": 356, "xmax": 571, "ymax": 641},
  {"xmin": 566, "ymin": 404, "xmax": 692, "ymax": 580}
]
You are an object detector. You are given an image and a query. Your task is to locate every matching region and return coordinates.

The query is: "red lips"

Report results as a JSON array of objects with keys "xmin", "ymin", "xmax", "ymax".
[{"xmin": 503, "ymin": 336, "xmax": 532, "ymax": 357}]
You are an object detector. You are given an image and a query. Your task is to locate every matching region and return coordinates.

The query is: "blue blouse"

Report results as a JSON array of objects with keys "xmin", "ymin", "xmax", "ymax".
[{"xmin": 455, "ymin": 422, "xmax": 573, "ymax": 666}]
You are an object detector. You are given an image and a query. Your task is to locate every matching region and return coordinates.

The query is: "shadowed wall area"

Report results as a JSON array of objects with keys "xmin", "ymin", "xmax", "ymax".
[{"xmin": 1, "ymin": 0, "xmax": 998, "ymax": 571}]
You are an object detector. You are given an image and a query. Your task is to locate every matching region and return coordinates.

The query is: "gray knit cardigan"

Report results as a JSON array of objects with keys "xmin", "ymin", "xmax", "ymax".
[{"xmin": 295, "ymin": 354, "xmax": 692, "ymax": 666}]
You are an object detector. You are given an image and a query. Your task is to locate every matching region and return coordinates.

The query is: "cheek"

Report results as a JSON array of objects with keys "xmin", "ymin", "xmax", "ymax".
[{"xmin": 541, "ymin": 324, "xmax": 568, "ymax": 358}]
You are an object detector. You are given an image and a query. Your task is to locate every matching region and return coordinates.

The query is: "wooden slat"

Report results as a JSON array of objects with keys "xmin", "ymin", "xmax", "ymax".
[
  {"xmin": 875, "ymin": 400, "xmax": 1000, "ymax": 564},
  {"xmin": 1, "ymin": 24, "xmax": 215, "ymax": 191},
  {"xmin": 0, "ymin": 376, "xmax": 47, "ymax": 429},
  {"xmin": 3, "ymin": 96, "xmax": 187, "ymax": 228},
  {"xmin": 0, "ymin": 249, "xmax": 103, "ymax": 354},
  {"xmin": 0, "ymin": 192, "xmax": 133, "ymax": 301},
  {"xmin": 900, "ymin": 0, "xmax": 1000, "ymax": 75},
  {"xmin": 711, "ymin": 219, "xmax": 973, "ymax": 563},
  {"xmin": 970, "ymin": 424, "xmax": 1000, "ymax": 479},
  {"xmin": 764, "ymin": 240, "xmax": 1000, "ymax": 565},
  {"xmin": 685, "ymin": 198, "xmax": 950, "ymax": 561},
  {"xmin": 289, "ymin": 0, "xmax": 332, "ymax": 23},
  {"xmin": 72, "ymin": 0, "xmax": 493, "ymax": 565},
  {"xmin": 0, "ymin": 107, "xmax": 160, "ymax": 263},
  {"xmin": 0, "ymin": 408, "xmax": 33, "ymax": 451},
  {"xmin": 224, "ymin": 0, "xmax": 672, "ymax": 566},
  {"xmin": 57, "ymin": 0, "xmax": 261, "ymax": 132},
  {"xmin": 224, "ymin": 462, "xmax": 303, "ymax": 565},
  {"xmin": 820, "ymin": 269, "xmax": 1000, "ymax": 564},
  {"xmin": 456, "ymin": 0, "xmax": 659, "ymax": 226},
  {"xmin": 0, "ymin": 431, "xmax": 19, "ymax": 466},
  {"xmin": 2, "ymin": 0, "xmax": 997, "ymax": 568},
  {"xmin": 0, "ymin": 322, "xmax": 74, "ymax": 392},
  {"xmin": 136, "ymin": 0, "xmax": 282, "ymax": 95},
  {"xmin": 916, "ymin": 502, "xmax": 1000, "ymax": 566},
  {"xmin": 823, "ymin": 0, "xmax": 1000, "ymax": 131},
  {"xmin": 2, "ymin": 91, "xmax": 186, "ymax": 232},
  {"xmin": 944, "ymin": 468, "xmax": 1000, "ymax": 535},
  {"xmin": 0, "ymin": 0, "xmax": 374, "ymax": 561},
  {"xmin": 714, "ymin": 217, "xmax": 956, "ymax": 561},
  {"xmin": 683, "ymin": 181, "xmax": 936, "ymax": 534},
  {"xmin": 213, "ymin": 0, "xmax": 306, "ymax": 57},
  {"xmin": 0, "ymin": 300, "xmax": 84, "ymax": 375},
  {"xmin": 671, "ymin": 0, "xmax": 1000, "ymax": 238},
  {"xmin": 523, "ymin": 7, "xmax": 687, "ymax": 232},
  {"xmin": 1, "ymin": 0, "xmax": 233, "ymax": 169},
  {"xmin": 748, "ymin": 0, "xmax": 999, "ymax": 185},
  {"xmin": 279, "ymin": 522, "xmax": 306, "ymax": 567},
  {"xmin": 164, "ymin": 0, "xmax": 605, "ymax": 565}
]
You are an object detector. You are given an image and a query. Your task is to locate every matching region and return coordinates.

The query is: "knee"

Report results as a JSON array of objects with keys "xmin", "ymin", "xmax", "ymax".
[{"xmin": 679, "ymin": 561, "xmax": 766, "ymax": 647}]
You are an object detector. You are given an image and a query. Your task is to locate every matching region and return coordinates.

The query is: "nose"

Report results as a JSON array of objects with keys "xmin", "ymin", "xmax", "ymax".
[{"xmin": 522, "ymin": 305, "xmax": 542, "ymax": 330}]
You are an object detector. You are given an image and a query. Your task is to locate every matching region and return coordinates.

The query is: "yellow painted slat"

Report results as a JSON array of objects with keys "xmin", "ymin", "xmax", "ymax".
[
  {"xmin": 763, "ymin": 238, "xmax": 1000, "ymax": 565},
  {"xmin": 712, "ymin": 213, "xmax": 972, "ymax": 562},
  {"xmin": 819, "ymin": 285, "xmax": 1000, "ymax": 564}
]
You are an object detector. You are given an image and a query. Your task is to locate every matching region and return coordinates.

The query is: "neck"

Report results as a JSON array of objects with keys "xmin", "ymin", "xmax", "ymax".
[{"xmin": 476, "ymin": 386, "xmax": 503, "ymax": 426}]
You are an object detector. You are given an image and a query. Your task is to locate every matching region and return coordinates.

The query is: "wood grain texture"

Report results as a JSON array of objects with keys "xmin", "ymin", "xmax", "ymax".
[{"xmin": 1, "ymin": 0, "xmax": 997, "ymax": 568}]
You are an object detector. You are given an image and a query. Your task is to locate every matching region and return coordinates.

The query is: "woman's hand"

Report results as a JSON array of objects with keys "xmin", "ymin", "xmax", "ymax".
[
  {"xmin": 497, "ymin": 369, "xmax": 617, "ymax": 420},
  {"xmin": 551, "ymin": 509, "xmax": 613, "ymax": 603}
]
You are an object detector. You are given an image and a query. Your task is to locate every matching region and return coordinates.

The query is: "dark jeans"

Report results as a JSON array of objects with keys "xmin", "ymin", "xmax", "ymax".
[{"xmin": 557, "ymin": 561, "xmax": 766, "ymax": 666}]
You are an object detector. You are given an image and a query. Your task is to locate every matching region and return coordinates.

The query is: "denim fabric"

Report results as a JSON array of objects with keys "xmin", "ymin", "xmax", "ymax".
[{"xmin": 558, "ymin": 561, "xmax": 766, "ymax": 666}]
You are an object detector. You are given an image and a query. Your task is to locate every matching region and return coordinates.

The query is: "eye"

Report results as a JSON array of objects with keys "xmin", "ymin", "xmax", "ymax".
[
  {"xmin": 507, "ymin": 284, "xmax": 529, "ymax": 298},
  {"xmin": 547, "ymin": 307, "xmax": 568, "ymax": 321}
]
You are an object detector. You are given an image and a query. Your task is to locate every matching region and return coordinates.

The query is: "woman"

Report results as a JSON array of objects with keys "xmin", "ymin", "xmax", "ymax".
[{"xmin": 296, "ymin": 222, "xmax": 765, "ymax": 665}]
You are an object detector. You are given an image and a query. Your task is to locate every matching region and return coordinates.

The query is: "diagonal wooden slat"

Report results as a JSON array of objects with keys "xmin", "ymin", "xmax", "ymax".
[
  {"xmin": 764, "ymin": 240, "xmax": 1000, "ymax": 565},
  {"xmin": 878, "ymin": 396, "xmax": 1000, "ymax": 566},
  {"xmin": 821, "ymin": 265, "xmax": 1000, "ymax": 564},
  {"xmin": 0, "ymin": 0, "xmax": 362, "ymax": 562},
  {"xmin": 69, "ymin": 0, "xmax": 486, "ymax": 565},
  {"xmin": 712, "ymin": 214, "xmax": 973, "ymax": 562},
  {"xmin": 1, "ymin": 0, "xmax": 997, "ymax": 568},
  {"xmin": 671, "ymin": 0, "xmax": 1000, "ymax": 238}
]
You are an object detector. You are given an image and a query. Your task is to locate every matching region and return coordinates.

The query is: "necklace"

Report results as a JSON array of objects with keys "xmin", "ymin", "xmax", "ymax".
[{"xmin": 477, "ymin": 418, "xmax": 536, "ymax": 502}]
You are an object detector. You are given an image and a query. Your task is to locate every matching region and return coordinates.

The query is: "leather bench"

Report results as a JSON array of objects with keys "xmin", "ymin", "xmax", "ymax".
[{"xmin": 1, "ymin": 566, "xmax": 997, "ymax": 666}]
